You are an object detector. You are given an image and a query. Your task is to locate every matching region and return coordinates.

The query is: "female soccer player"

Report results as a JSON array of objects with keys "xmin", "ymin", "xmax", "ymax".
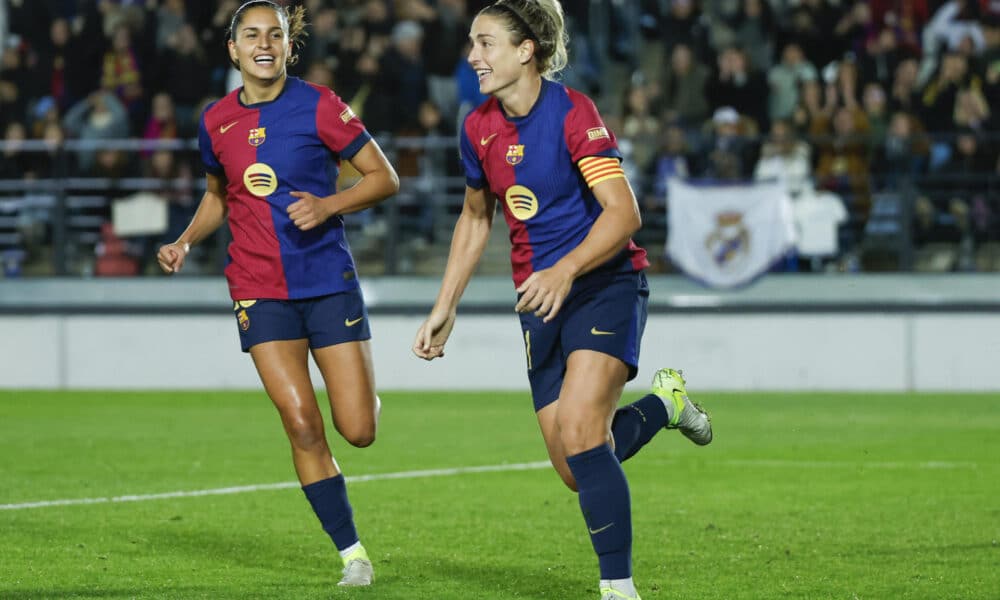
[
  {"xmin": 412, "ymin": 2, "xmax": 712, "ymax": 599},
  {"xmin": 157, "ymin": 1, "xmax": 398, "ymax": 587}
]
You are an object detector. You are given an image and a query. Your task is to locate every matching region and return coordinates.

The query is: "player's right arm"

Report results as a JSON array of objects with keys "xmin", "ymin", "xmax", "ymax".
[
  {"xmin": 157, "ymin": 173, "xmax": 228, "ymax": 274},
  {"xmin": 412, "ymin": 185, "xmax": 496, "ymax": 360}
]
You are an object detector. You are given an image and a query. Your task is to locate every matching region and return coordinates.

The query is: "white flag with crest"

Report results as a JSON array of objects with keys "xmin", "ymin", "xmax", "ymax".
[{"xmin": 666, "ymin": 179, "xmax": 796, "ymax": 288}]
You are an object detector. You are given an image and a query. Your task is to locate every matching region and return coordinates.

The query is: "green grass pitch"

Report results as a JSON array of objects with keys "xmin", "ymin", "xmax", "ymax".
[{"xmin": 1, "ymin": 390, "xmax": 998, "ymax": 599}]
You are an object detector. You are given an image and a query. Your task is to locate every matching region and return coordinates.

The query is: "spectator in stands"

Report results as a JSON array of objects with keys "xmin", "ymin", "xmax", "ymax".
[
  {"xmin": 862, "ymin": 81, "xmax": 891, "ymax": 151},
  {"xmin": 620, "ymin": 78, "xmax": 662, "ymax": 173},
  {"xmin": 792, "ymin": 77, "xmax": 832, "ymax": 133},
  {"xmin": 872, "ymin": 111, "xmax": 929, "ymax": 191},
  {"xmin": 331, "ymin": 23, "xmax": 369, "ymax": 104},
  {"xmin": 395, "ymin": 99, "xmax": 450, "ymax": 252},
  {"xmin": 778, "ymin": 0, "xmax": 845, "ymax": 71},
  {"xmin": 154, "ymin": 0, "xmax": 187, "ymax": 51},
  {"xmin": 952, "ymin": 85, "xmax": 993, "ymax": 132},
  {"xmin": 141, "ymin": 92, "xmax": 178, "ymax": 160},
  {"xmin": 100, "ymin": 22, "xmax": 146, "ymax": 134},
  {"xmin": 154, "ymin": 23, "xmax": 213, "ymax": 137},
  {"xmin": 0, "ymin": 121, "xmax": 36, "ymax": 180},
  {"xmin": 0, "ymin": 43, "xmax": 29, "ymax": 132},
  {"xmin": 657, "ymin": 0, "xmax": 712, "ymax": 60},
  {"xmin": 814, "ymin": 106, "xmax": 871, "ymax": 226},
  {"xmin": 733, "ymin": 0, "xmax": 776, "ymax": 71},
  {"xmin": 62, "ymin": 90, "xmax": 129, "ymax": 172},
  {"xmin": 702, "ymin": 106, "xmax": 759, "ymax": 180},
  {"xmin": 365, "ymin": 19, "xmax": 427, "ymax": 133},
  {"xmin": 858, "ymin": 25, "xmax": 910, "ymax": 85},
  {"xmin": 889, "ymin": 55, "xmax": 922, "ymax": 113},
  {"xmin": 833, "ymin": 1, "xmax": 876, "ymax": 59},
  {"xmin": 420, "ymin": 0, "xmax": 469, "ymax": 119},
  {"xmin": 706, "ymin": 46, "xmax": 769, "ymax": 131},
  {"xmin": 823, "ymin": 58, "xmax": 863, "ymax": 111},
  {"xmin": 156, "ymin": 1, "xmax": 399, "ymax": 587},
  {"xmin": 660, "ymin": 42, "xmax": 711, "ymax": 128},
  {"xmin": 754, "ymin": 119, "xmax": 812, "ymax": 199},
  {"xmin": 920, "ymin": 51, "xmax": 981, "ymax": 132},
  {"xmin": 768, "ymin": 42, "xmax": 818, "ymax": 124},
  {"xmin": 871, "ymin": 0, "xmax": 928, "ymax": 55}
]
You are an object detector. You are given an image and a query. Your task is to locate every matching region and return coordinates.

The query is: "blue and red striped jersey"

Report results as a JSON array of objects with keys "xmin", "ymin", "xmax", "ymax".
[
  {"xmin": 198, "ymin": 77, "xmax": 371, "ymax": 301},
  {"xmin": 459, "ymin": 78, "xmax": 648, "ymax": 287}
]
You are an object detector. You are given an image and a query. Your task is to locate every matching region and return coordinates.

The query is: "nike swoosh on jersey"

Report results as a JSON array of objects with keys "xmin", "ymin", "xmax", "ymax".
[
  {"xmin": 219, "ymin": 121, "xmax": 239, "ymax": 133},
  {"xmin": 480, "ymin": 133, "xmax": 498, "ymax": 146},
  {"xmin": 590, "ymin": 327, "xmax": 615, "ymax": 336},
  {"xmin": 588, "ymin": 522, "xmax": 614, "ymax": 534},
  {"xmin": 345, "ymin": 316, "xmax": 364, "ymax": 327}
]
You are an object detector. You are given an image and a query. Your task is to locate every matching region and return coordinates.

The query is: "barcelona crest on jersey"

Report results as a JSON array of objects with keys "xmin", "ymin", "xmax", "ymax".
[
  {"xmin": 505, "ymin": 144, "xmax": 524, "ymax": 166},
  {"xmin": 248, "ymin": 127, "xmax": 267, "ymax": 147}
]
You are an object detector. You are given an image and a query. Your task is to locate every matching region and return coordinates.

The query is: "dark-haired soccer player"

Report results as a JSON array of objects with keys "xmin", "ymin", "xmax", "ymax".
[
  {"xmin": 412, "ymin": 1, "xmax": 712, "ymax": 599},
  {"xmin": 157, "ymin": 1, "xmax": 398, "ymax": 587}
]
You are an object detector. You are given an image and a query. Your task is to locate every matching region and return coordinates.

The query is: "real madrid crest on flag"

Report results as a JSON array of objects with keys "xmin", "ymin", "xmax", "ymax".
[
  {"xmin": 505, "ymin": 144, "xmax": 524, "ymax": 166},
  {"xmin": 248, "ymin": 128, "xmax": 266, "ymax": 147}
]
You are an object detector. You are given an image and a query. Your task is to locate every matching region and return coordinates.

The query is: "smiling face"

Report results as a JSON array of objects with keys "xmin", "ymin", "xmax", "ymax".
[
  {"xmin": 467, "ymin": 14, "xmax": 534, "ymax": 97},
  {"xmin": 228, "ymin": 6, "xmax": 290, "ymax": 84}
]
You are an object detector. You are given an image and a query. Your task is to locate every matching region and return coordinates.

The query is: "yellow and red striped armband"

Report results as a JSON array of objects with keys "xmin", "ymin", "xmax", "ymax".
[{"xmin": 578, "ymin": 156, "xmax": 625, "ymax": 188}]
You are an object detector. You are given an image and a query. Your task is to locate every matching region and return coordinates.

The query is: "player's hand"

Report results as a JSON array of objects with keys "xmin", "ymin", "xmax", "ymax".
[
  {"xmin": 514, "ymin": 263, "xmax": 574, "ymax": 323},
  {"xmin": 412, "ymin": 309, "xmax": 456, "ymax": 361},
  {"xmin": 288, "ymin": 191, "xmax": 333, "ymax": 231},
  {"xmin": 157, "ymin": 241, "xmax": 189, "ymax": 274}
]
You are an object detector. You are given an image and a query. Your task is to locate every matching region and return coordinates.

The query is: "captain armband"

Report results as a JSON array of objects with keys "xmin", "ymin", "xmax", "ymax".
[{"xmin": 578, "ymin": 156, "xmax": 625, "ymax": 188}]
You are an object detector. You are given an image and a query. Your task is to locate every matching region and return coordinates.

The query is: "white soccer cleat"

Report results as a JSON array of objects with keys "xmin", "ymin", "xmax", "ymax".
[
  {"xmin": 337, "ymin": 557, "xmax": 374, "ymax": 586},
  {"xmin": 651, "ymin": 367, "xmax": 713, "ymax": 446}
]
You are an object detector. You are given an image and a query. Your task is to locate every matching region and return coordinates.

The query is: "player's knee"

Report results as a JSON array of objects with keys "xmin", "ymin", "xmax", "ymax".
[
  {"xmin": 342, "ymin": 424, "xmax": 376, "ymax": 448},
  {"xmin": 285, "ymin": 418, "xmax": 326, "ymax": 451},
  {"xmin": 557, "ymin": 418, "xmax": 602, "ymax": 455}
]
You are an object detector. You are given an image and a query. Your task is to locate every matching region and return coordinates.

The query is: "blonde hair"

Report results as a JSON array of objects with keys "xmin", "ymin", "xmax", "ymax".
[
  {"xmin": 228, "ymin": 1, "xmax": 308, "ymax": 69},
  {"xmin": 481, "ymin": 0, "xmax": 568, "ymax": 78}
]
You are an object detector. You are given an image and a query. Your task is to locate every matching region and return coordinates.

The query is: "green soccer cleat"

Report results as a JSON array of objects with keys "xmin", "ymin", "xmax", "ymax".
[
  {"xmin": 337, "ymin": 546, "xmax": 374, "ymax": 586},
  {"xmin": 651, "ymin": 368, "xmax": 713, "ymax": 446},
  {"xmin": 600, "ymin": 588, "xmax": 641, "ymax": 600}
]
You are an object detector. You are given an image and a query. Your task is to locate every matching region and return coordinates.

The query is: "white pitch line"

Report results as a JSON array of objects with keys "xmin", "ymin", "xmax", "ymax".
[
  {"xmin": 0, "ymin": 460, "xmax": 552, "ymax": 512},
  {"xmin": 0, "ymin": 458, "xmax": 978, "ymax": 512}
]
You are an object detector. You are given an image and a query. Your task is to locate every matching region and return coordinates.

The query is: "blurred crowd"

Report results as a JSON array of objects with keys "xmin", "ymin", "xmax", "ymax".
[{"xmin": 1, "ymin": 0, "xmax": 999, "ymax": 276}]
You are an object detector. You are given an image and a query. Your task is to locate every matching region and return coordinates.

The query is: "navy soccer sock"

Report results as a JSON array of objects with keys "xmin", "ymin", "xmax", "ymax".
[
  {"xmin": 611, "ymin": 393, "xmax": 669, "ymax": 462},
  {"xmin": 302, "ymin": 474, "xmax": 359, "ymax": 550},
  {"xmin": 565, "ymin": 443, "xmax": 633, "ymax": 580}
]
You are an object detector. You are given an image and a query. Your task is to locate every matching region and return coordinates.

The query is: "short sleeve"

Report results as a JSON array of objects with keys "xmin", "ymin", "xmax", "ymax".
[
  {"xmin": 563, "ymin": 91, "xmax": 622, "ymax": 164},
  {"xmin": 315, "ymin": 87, "xmax": 372, "ymax": 160},
  {"xmin": 459, "ymin": 123, "xmax": 486, "ymax": 190},
  {"xmin": 197, "ymin": 111, "xmax": 224, "ymax": 176}
]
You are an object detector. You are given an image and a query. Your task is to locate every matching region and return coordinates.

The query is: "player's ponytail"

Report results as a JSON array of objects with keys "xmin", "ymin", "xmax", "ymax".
[
  {"xmin": 482, "ymin": 0, "xmax": 568, "ymax": 79},
  {"xmin": 227, "ymin": 0, "xmax": 309, "ymax": 69}
]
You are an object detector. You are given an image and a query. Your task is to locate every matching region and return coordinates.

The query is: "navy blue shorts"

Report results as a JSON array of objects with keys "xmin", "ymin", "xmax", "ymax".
[
  {"xmin": 232, "ymin": 288, "xmax": 371, "ymax": 352},
  {"xmin": 518, "ymin": 270, "xmax": 649, "ymax": 412}
]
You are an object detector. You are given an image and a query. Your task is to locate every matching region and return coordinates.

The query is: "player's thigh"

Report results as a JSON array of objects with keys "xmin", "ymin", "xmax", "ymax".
[
  {"xmin": 311, "ymin": 340, "xmax": 379, "ymax": 447},
  {"xmin": 250, "ymin": 339, "xmax": 326, "ymax": 446},
  {"xmin": 555, "ymin": 349, "xmax": 628, "ymax": 455}
]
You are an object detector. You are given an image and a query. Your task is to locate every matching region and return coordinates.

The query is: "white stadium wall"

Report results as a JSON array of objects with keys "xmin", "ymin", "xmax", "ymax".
[
  {"xmin": 0, "ymin": 277, "xmax": 1000, "ymax": 391},
  {"xmin": 2, "ymin": 311, "xmax": 999, "ymax": 391}
]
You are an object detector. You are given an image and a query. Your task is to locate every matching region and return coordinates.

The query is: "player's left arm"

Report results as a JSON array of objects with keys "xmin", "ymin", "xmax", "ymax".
[
  {"xmin": 514, "ymin": 172, "xmax": 641, "ymax": 321},
  {"xmin": 288, "ymin": 140, "xmax": 400, "ymax": 231}
]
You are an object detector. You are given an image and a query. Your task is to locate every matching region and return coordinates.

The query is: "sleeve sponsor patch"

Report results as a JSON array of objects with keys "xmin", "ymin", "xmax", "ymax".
[
  {"xmin": 340, "ymin": 106, "xmax": 357, "ymax": 124},
  {"xmin": 587, "ymin": 127, "xmax": 610, "ymax": 141}
]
